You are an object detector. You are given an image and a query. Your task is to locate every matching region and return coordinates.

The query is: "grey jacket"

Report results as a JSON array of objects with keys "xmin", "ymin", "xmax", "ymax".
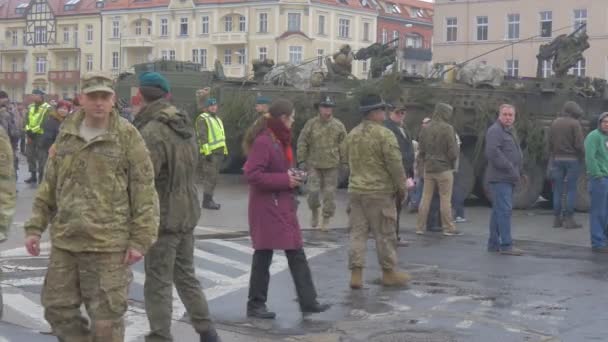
[{"xmin": 484, "ymin": 120, "xmax": 522, "ymax": 184}]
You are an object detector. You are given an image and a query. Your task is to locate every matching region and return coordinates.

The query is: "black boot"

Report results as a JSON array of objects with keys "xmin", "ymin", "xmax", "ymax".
[
  {"xmin": 202, "ymin": 193, "xmax": 221, "ymax": 210},
  {"xmin": 24, "ymin": 172, "xmax": 37, "ymax": 184},
  {"xmin": 199, "ymin": 327, "xmax": 221, "ymax": 342},
  {"xmin": 286, "ymin": 249, "xmax": 330, "ymax": 314},
  {"xmin": 247, "ymin": 250, "xmax": 276, "ymax": 319}
]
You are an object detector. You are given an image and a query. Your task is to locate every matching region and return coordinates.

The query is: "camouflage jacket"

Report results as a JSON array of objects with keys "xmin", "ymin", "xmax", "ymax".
[
  {"xmin": 133, "ymin": 99, "xmax": 201, "ymax": 234},
  {"xmin": 418, "ymin": 111, "xmax": 459, "ymax": 173},
  {"xmin": 0, "ymin": 127, "xmax": 16, "ymax": 242},
  {"xmin": 0, "ymin": 106, "xmax": 19, "ymax": 150},
  {"xmin": 24, "ymin": 109, "xmax": 160, "ymax": 253},
  {"xmin": 343, "ymin": 120, "xmax": 406, "ymax": 194},
  {"xmin": 297, "ymin": 116, "xmax": 347, "ymax": 169}
]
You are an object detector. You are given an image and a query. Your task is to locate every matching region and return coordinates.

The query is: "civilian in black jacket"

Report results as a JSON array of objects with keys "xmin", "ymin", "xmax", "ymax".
[{"xmin": 39, "ymin": 100, "xmax": 70, "ymax": 181}]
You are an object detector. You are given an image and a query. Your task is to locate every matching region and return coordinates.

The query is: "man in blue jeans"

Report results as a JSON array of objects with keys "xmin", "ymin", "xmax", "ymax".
[
  {"xmin": 547, "ymin": 101, "xmax": 585, "ymax": 229},
  {"xmin": 484, "ymin": 104, "xmax": 523, "ymax": 256},
  {"xmin": 583, "ymin": 112, "xmax": 608, "ymax": 253}
]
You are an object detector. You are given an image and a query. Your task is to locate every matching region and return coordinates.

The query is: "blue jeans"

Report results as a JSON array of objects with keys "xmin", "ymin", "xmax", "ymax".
[
  {"xmin": 588, "ymin": 177, "xmax": 608, "ymax": 248},
  {"xmin": 452, "ymin": 172, "xmax": 466, "ymax": 218},
  {"xmin": 488, "ymin": 182, "xmax": 514, "ymax": 251},
  {"xmin": 550, "ymin": 159, "xmax": 581, "ymax": 217}
]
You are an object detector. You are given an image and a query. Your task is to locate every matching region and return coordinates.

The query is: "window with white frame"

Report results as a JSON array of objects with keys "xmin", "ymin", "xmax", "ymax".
[
  {"xmin": 225, "ymin": 16, "xmax": 233, "ymax": 32},
  {"xmin": 363, "ymin": 22, "xmax": 370, "ymax": 41},
  {"xmin": 318, "ymin": 15, "xmax": 325, "ymax": 35},
  {"xmin": 574, "ymin": 9, "xmax": 587, "ymax": 32},
  {"xmin": 62, "ymin": 56, "xmax": 69, "ymax": 71},
  {"xmin": 86, "ymin": 54, "xmax": 93, "ymax": 71},
  {"xmin": 63, "ymin": 26, "xmax": 70, "ymax": 43},
  {"xmin": 169, "ymin": 50, "xmax": 176, "ymax": 60},
  {"xmin": 135, "ymin": 54, "xmax": 144, "ymax": 64},
  {"xmin": 86, "ymin": 24, "xmax": 93, "ymax": 42},
  {"xmin": 506, "ymin": 59, "xmax": 519, "ymax": 77},
  {"xmin": 339, "ymin": 18, "xmax": 350, "ymax": 38},
  {"xmin": 201, "ymin": 16, "xmax": 209, "ymax": 34},
  {"xmin": 571, "ymin": 58, "xmax": 586, "ymax": 76},
  {"xmin": 112, "ymin": 52, "xmax": 119, "ymax": 69},
  {"xmin": 317, "ymin": 48, "xmax": 324, "ymax": 66},
  {"xmin": 192, "ymin": 49, "xmax": 199, "ymax": 63},
  {"xmin": 11, "ymin": 30, "xmax": 18, "ymax": 46},
  {"xmin": 392, "ymin": 30, "xmax": 399, "ymax": 46},
  {"xmin": 288, "ymin": 46, "xmax": 303, "ymax": 65},
  {"xmin": 112, "ymin": 19, "xmax": 120, "ymax": 38},
  {"xmin": 237, "ymin": 48, "xmax": 246, "ymax": 64},
  {"xmin": 406, "ymin": 34, "xmax": 422, "ymax": 48},
  {"xmin": 224, "ymin": 49, "xmax": 232, "ymax": 65},
  {"xmin": 35, "ymin": 27, "xmax": 47, "ymax": 44},
  {"xmin": 73, "ymin": 27, "xmax": 78, "ymax": 46},
  {"xmin": 200, "ymin": 49, "xmax": 207, "ymax": 69},
  {"xmin": 362, "ymin": 59, "xmax": 368, "ymax": 73},
  {"xmin": 147, "ymin": 21, "xmax": 151, "ymax": 35},
  {"xmin": 36, "ymin": 56, "xmax": 46, "ymax": 74},
  {"xmin": 507, "ymin": 13, "xmax": 520, "ymax": 39},
  {"xmin": 180, "ymin": 17, "xmax": 188, "ymax": 36},
  {"xmin": 258, "ymin": 46, "xmax": 267, "ymax": 60},
  {"xmin": 382, "ymin": 29, "xmax": 387, "ymax": 44},
  {"xmin": 135, "ymin": 21, "xmax": 142, "ymax": 35},
  {"xmin": 446, "ymin": 17, "xmax": 457, "ymax": 42},
  {"xmin": 160, "ymin": 18, "xmax": 168, "ymax": 36},
  {"xmin": 239, "ymin": 16, "xmax": 246, "ymax": 32},
  {"xmin": 161, "ymin": 50, "xmax": 168, "ymax": 60},
  {"xmin": 11, "ymin": 57, "xmax": 18, "ymax": 72},
  {"xmin": 542, "ymin": 59, "xmax": 553, "ymax": 78},
  {"xmin": 540, "ymin": 11, "xmax": 552, "ymax": 37},
  {"xmin": 476, "ymin": 16, "xmax": 488, "ymax": 41},
  {"xmin": 288, "ymin": 13, "xmax": 301, "ymax": 31},
  {"xmin": 259, "ymin": 13, "xmax": 268, "ymax": 33}
]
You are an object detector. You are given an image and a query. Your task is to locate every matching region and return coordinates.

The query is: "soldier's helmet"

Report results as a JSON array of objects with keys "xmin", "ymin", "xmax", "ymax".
[{"xmin": 315, "ymin": 94, "xmax": 336, "ymax": 108}]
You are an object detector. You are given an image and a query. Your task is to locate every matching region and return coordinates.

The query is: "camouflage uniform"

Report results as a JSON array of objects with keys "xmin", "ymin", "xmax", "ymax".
[
  {"xmin": 297, "ymin": 116, "xmax": 346, "ymax": 222},
  {"xmin": 0, "ymin": 105, "xmax": 19, "ymax": 172},
  {"xmin": 0, "ymin": 126, "xmax": 16, "ymax": 318},
  {"xmin": 343, "ymin": 119, "xmax": 406, "ymax": 271},
  {"xmin": 25, "ymin": 76, "xmax": 159, "ymax": 342},
  {"xmin": 133, "ymin": 99, "xmax": 216, "ymax": 341}
]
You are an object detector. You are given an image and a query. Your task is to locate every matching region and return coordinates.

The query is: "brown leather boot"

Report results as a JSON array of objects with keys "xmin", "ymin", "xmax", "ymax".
[
  {"xmin": 564, "ymin": 215, "xmax": 582, "ymax": 229},
  {"xmin": 350, "ymin": 268, "xmax": 363, "ymax": 289},
  {"xmin": 553, "ymin": 216, "xmax": 562, "ymax": 228},
  {"xmin": 382, "ymin": 269, "xmax": 411, "ymax": 287}
]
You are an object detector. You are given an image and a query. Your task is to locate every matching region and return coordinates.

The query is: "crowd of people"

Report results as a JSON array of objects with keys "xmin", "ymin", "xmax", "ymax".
[{"xmin": 0, "ymin": 69, "xmax": 606, "ymax": 342}]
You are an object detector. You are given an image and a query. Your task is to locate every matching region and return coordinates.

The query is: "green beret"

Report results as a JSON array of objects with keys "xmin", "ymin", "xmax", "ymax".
[
  {"xmin": 205, "ymin": 98, "xmax": 218, "ymax": 107},
  {"xmin": 256, "ymin": 96, "xmax": 271, "ymax": 105},
  {"xmin": 32, "ymin": 89, "xmax": 45, "ymax": 96},
  {"xmin": 139, "ymin": 72, "xmax": 170, "ymax": 93}
]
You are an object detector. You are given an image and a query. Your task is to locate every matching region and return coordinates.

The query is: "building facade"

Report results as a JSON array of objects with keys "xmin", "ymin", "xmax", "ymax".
[
  {"xmin": 0, "ymin": 0, "xmax": 103, "ymax": 100},
  {"xmin": 101, "ymin": 0, "xmax": 377, "ymax": 79},
  {"xmin": 433, "ymin": 0, "xmax": 605, "ymax": 79},
  {"xmin": 375, "ymin": 0, "xmax": 432, "ymax": 76}
]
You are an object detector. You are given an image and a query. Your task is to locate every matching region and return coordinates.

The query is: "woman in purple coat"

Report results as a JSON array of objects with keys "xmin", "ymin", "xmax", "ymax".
[{"xmin": 243, "ymin": 99, "xmax": 329, "ymax": 319}]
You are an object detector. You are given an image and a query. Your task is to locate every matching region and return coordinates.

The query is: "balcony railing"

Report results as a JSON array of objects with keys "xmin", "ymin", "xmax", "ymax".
[
  {"xmin": 48, "ymin": 70, "xmax": 80, "ymax": 84},
  {"xmin": 0, "ymin": 41, "xmax": 26, "ymax": 52},
  {"xmin": 402, "ymin": 48, "xmax": 432, "ymax": 61},
  {"xmin": 0, "ymin": 72, "xmax": 27, "ymax": 85},
  {"xmin": 210, "ymin": 32, "xmax": 247, "ymax": 45},
  {"xmin": 223, "ymin": 65, "xmax": 247, "ymax": 78},
  {"xmin": 121, "ymin": 35, "xmax": 154, "ymax": 48},
  {"xmin": 49, "ymin": 41, "xmax": 80, "ymax": 50}
]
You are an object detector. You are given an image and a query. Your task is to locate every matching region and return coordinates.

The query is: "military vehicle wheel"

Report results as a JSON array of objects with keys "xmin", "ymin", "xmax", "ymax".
[
  {"xmin": 575, "ymin": 173, "xmax": 590, "ymax": 212},
  {"xmin": 454, "ymin": 154, "xmax": 475, "ymax": 201},
  {"xmin": 483, "ymin": 163, "xmax": 544, "ymax": 209}
]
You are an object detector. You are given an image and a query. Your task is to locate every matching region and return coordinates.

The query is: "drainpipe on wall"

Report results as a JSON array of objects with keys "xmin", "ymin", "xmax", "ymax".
[{"xmin": 99, "ymin": 12, "xmax": 103, "ymax": 70}]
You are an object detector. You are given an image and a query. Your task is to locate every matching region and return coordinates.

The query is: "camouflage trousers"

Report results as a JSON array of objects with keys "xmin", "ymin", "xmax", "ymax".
[
  {"xmin": 42, "ymin": 247, "xmax": 132, "ymax": 342},
  {"xmin": 198, "ymin": 153, "xmax": 223, "ymax": 196},
  {"xmin": 26, "ymin": 134, "xmax": 46, "ymax": 176},
  {"xmin": 307, "ymin": 167, "xmax": 339, "ymax": 218},
  {"xmin": 144, "ymin": 232, "xmax": 213, "ymax": 342},
  {"xmin": 348, "ymin": 193, "xmax": 398, "ymax": 270}
]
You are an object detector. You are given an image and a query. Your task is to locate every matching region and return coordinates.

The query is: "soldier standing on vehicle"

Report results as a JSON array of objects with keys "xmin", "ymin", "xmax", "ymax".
[
  {"xmin": 297, "ymin": 95, "xmax": 347, "ymax": 231},
  {"xmin": 0, "ymin": 125, "xmax": 16, "ymax": 319},
  {"xmin": 133, "ymin": 72, "xmax": 220, "ymax": 342},
  {"xmin": 24, "ymin": 89, "xmax": 51, "ymax": 184},
  {"xmin": 24, "ymin": 72, "xmax": 160, "ymax": 341},
  {"xmin": 196, "ymin": 98, "xmax": 227, "ymax": 210},
  {"xmin": 343, "ymin": 93, "xmax": 410, "ymax": 289}
]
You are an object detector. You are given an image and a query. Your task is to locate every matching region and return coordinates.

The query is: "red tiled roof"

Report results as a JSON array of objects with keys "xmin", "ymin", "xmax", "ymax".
[
  {"xmin": 312, "ymin": 0, "xmax": 376, "ymax": 12},
  {"xmin": 377, "ymin": 0, "xmax": 433, "ymax": 22},
  {"xmin": 0, "ymin": 0, "xmax": 102, "ymax": 20},
  {"xmin": 103, "ymin": 0, "xmax": 169, "ymax": 10}
]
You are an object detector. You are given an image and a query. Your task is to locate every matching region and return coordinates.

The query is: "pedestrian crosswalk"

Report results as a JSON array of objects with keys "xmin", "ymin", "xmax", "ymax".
[{"xmin": 0, "ymin": 236, "xmax": 338, "ymax": 342}]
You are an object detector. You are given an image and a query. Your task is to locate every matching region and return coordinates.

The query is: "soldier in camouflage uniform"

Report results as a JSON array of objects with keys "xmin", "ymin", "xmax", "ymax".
[
  {"xmin": 0, "ymin": 125, "xmax": 16, "ymax": 319},
  {"xmin": 133, "ymin": 72, "xmax": 220, "ymax": 342},
  {"xmin": 24, "ymin": 72, "xmax": 160, "ymax": 342},
  {"xmin": 0, "ymin": 91, "xmax": 19, "ymax": 173},
  {"xmin": 297, "ymin": 95, "xmax": 347, "ymax": 231},
  {"xmin": 343, "ymin": 93, "xmax": 410, "ymax": 289}
]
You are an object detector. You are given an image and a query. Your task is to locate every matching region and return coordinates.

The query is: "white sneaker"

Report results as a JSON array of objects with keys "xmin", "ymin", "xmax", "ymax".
[{"xmin": 454, "ymin": 217, "xmax": 467, "ymax": 223}]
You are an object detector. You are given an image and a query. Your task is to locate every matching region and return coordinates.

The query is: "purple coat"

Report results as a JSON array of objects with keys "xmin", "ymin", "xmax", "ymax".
[{"xmin": 244, "ymin": 130, "xmax": 303, "ymax": 251}]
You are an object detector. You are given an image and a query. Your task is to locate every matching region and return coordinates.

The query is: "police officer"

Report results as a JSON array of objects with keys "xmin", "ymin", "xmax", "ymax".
[
  {"xmin": 297, "ymin": 94, "xmax": 346, "ymax": 231},
  {"xmin": 196, "ymin": 98, "xmax": 227, "ymax": 210},
  {"xmin": 24, "ymin": 89, "xmax": 51, "ymax": 184},
  {"xmin": 24, "ymin": 71, "xmax": 159, "ymax": 341},
  {"xmin": 343, "ymin": 93, "xmax": 410, "ymax": 289},
  {"xmin": 0, "ymin": 124, "xmax": 16, "ymax": 319}
]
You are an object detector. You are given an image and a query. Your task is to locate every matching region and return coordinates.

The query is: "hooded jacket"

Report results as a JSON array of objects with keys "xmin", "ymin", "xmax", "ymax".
[
  {"xmin": 548, "ymin": 101, "xmax": 585, "ymax": 160},
  {"xmin": 584, "ymin": 112, "xmax": 608, "ymax": 178},
  {"xmin": 133, "ymin": 99, "xmax": 201, "ymax": 233},
  {"xmin": 40, "ymin": 111, "xmax": 65, "ymax": 152},
  {"xmin": 417, "ymin": 104, "xmax": 459, "ymax": 173}
]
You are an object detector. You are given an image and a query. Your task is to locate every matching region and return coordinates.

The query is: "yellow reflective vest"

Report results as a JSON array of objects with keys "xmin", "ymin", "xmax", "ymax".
[
  {"xmin": 25, "ymin": 102, "xmax": 51, "ymax": 135},
  {"xmin": 196, "ymin": 112, "xmax": 227, "ymax": 156}
]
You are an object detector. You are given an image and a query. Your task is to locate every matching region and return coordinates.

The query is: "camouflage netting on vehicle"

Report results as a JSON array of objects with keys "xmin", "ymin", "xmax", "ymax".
[
  {"xmin": 263, "ymin": 63, "xmax": 324, "ymax": 90},
  {"xmin": 457, "ymin": 62, "xmax": 505, "ymax": 88}
]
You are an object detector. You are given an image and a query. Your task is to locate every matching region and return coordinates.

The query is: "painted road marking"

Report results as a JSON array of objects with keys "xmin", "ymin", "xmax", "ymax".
[{"xmin": 2, "ymin": 292, "xmax": 50, "ymax": 330}]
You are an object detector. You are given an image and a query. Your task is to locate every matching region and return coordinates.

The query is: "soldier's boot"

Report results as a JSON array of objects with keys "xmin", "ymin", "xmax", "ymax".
[
  {"xmin": 382, "ymin": 269, "xmax": 411, "ymax": 287},
  {"xmin": 199, "ymin": 327, "xmax": 221, "ymax": 342},
  {"xmin": 553, "ymin": 216, "xmax": 563, "ymax": 228},
  {"xmin": 564, "ymin": 215, "xmax": 582, "ymax": 229},
  {"xmin": 24, "ymin": 172, "xmax": 37, "ymax": 184},
  {"xmin": 350, "ymin": 268, "xmax": 363, "ymax": 289},
  {"xmin": 320, "ymin": 216, "xmax": 330, "ymax": 232},
  {"xmin": 202, "ymin": 194, "xmax": 221, "ymax": 210},
  {"xmin": 311, "ymin": 209, "xmax": 320, "ymax": 228}
]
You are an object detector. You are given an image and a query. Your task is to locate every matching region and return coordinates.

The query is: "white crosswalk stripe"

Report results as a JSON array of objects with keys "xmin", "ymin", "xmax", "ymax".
[{"xmin": 0, "ymin": 237, "xmax": 337, "ymax": 341}]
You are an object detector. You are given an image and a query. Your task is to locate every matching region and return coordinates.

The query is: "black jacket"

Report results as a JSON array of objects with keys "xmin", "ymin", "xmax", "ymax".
[
  {"xmin": 384, "ymin": 119, "xmax": 415, "ymax": 177},
  {"xmin": 484, "ymin": 121, "xmax": 522, "ymax": 184},
  {"xmin": 40, "ymin": 114, "xmax": 62, "ymax": 152}
]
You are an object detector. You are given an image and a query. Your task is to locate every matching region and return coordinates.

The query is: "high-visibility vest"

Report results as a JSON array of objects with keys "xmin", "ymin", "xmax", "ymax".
[
  {"xmin": 25, "ymin": 102, "xmax": 51, "ymax": 135},
  {"xmin": 196, "ymin": 112, "xmax": 228, "ymax": 156}
]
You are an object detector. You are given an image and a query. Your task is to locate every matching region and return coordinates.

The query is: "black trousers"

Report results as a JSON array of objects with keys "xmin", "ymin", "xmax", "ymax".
[{"xmin": 247, "ymin": 249, "xmax": 318, "ymax": 311}]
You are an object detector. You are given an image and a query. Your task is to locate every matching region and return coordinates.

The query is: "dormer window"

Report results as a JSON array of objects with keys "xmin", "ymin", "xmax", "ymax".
[
  {"xmin": 359, "ymin": 0, "xmax": 369, "ymax": 8},
  {"xmin": 338, "ymin": 0, "xmax": 348, "ymax": 5},
  {"xmin": 15, "ymin": 3, "xmax": 28, "ymax": 14},
  {"xmin": 389, "ymin": 3, "xmax": 401, "ymax": 14},
  {"xmin": 64, "ymin": 0, "xmax": 80, "ymax": 11},
  {"xmin": 95, "ymin": 0, "xmax": 104, "ymax": 8}
]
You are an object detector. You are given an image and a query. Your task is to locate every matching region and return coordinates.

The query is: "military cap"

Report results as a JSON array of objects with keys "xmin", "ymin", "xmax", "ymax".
[
  {"xmin": 256, "ymin": 96, "xmax": 271, "ymax": 105},
  {"xmin": 81, "ymin": 71, "xmax": 115, "ymax": 95},
  {"xmin": 139, "ymin": 72, "xmax": 170, "ymax": 93},
  {"xmin": 315, "ymin": 94, "xmax": 336, "ymax": 108},
  {"xmin": 0, "ymin": 91, "xmax": 7, "ymax": 99},
  {"xmin": 205, "ymin": 97, "xmax": 218, "ymax": 107},
  {"xmin": 32, "ymin": 89, "xmax": 45, "ymax": 96},
  {"xmin": 359, "ymin": 93, "xmax": 387, "ymax": 114},
  {"xmin": 433, "ymin": 102, "xmax": 453, "ymax": 117}
]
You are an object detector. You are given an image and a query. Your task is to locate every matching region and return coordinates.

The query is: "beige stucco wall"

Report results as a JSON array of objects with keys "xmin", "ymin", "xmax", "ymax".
[{"xmin": 433, "ymin": 0, "xmax": 608, "ymax": 78}]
